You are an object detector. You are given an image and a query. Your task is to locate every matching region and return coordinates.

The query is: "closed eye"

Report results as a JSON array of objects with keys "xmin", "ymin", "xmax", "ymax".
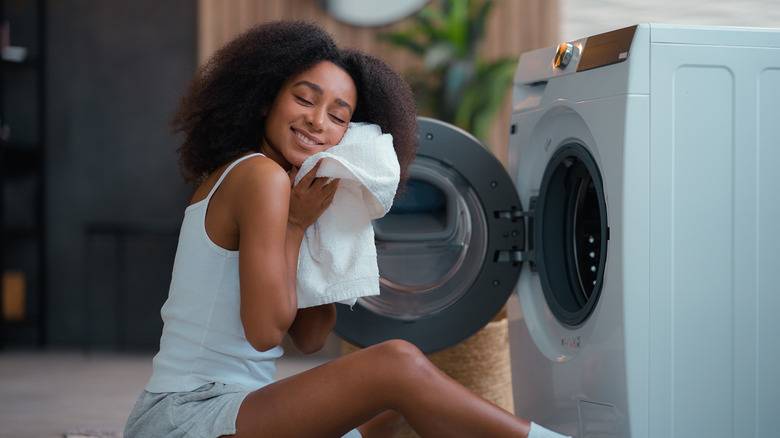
[{"xmin": 295, "ymin": 95, "xmax": 313, "ymax": 106}]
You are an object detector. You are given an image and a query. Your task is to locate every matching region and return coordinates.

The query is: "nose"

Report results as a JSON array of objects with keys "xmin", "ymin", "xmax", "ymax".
[{"xmin": 306, "ymin": 106, "xmax": 326, "ymax": 132}]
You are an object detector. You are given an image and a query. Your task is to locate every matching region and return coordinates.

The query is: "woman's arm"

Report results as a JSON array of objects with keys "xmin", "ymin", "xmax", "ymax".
[{"xmin": 233, "ymin": 159, "xmax": 338, "ymax": 352}]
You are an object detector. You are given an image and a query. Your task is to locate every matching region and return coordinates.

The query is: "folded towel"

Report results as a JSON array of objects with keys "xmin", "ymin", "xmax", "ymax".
[{"xmin": 294, "ymin": 122, "xmax": 400, "ymax": 308}]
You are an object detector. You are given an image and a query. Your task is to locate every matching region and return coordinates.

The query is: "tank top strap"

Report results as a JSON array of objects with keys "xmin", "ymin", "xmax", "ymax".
[{"xmin": 205, "ymin": 153, "xmax": 265, "ymax": 201}]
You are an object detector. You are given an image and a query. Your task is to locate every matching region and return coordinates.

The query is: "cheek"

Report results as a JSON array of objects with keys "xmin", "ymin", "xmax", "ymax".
[
  {"xmin": 332, "ymin": 126, "xmax": 349, "ymax": 146},
  {"xmin": 264, "ymin": 107, "xmax": 290, "ymax": 141}
]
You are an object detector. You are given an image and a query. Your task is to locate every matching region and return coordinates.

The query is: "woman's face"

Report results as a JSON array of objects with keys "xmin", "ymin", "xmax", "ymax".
[{"xmin": 261, "ymin": 61, "xmax": 358, "ymax": 169}]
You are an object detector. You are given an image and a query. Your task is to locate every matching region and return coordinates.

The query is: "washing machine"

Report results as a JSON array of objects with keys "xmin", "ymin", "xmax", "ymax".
[
  {"xmin": 334, "ymin": 23, "xmax": 780, "ymax": 438},
  {"xmin": 508, "ymin": 24, "xmax": 780, "ymax": 438}
]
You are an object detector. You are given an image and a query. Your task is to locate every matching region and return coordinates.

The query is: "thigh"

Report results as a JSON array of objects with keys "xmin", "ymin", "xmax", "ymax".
[{"xmin": 232, "ymin": 340, "xmax": 422, "ymax": 438}]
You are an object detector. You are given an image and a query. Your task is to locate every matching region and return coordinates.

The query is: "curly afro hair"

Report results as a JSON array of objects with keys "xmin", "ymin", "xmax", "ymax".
[{"xmin": 171, "ymin": 20, "xmax": 418, "ymax": 192}]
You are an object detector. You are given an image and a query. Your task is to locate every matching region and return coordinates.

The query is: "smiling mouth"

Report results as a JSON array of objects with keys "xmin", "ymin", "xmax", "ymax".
[{"xmin": 294, "ymin": 129, "xmax": 322, "ymax": 146}]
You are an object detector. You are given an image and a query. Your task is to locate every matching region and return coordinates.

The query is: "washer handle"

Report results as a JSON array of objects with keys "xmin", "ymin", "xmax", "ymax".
[
  {"xmin": 494, "ymin": 200, "xmax": 537, "ymax": 270},
  {"xmin": 525, "ymin": 196, "xmax": 538, "ymax": 271}
]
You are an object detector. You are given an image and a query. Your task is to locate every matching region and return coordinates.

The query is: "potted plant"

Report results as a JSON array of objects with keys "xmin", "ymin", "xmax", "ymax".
[{"xmin": 379, "ymin": 0, "xmax": 518, "ymax": 144}]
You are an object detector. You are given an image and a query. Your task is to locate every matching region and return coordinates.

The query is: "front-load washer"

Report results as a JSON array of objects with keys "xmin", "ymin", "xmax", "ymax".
[{"xmin": 508, "ymin": 24, "xmax": 780, "ymax": 438}]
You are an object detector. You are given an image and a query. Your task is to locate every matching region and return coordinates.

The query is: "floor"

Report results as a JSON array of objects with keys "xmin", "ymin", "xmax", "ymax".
[{"xmin": 0, "ymin": 348, "xmax": 335, "ymax": 438}]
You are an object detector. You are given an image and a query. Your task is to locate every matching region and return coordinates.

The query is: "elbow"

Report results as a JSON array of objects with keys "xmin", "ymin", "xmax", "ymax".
[
  {"xmin": 248, "ymin": 329, "xmax": 325, "ymax": 354},
  {"xmin": 292, "ymin": 336, "xmax": 327, "ymax": 355},
  {"xmin": 246, "ymin": 331, "xmax": 285, "ymax": 353},
  {"xmin": 240, "ymin": 304, "xmax": 295, "ymax": 352},
  {"xmin": 244, "ymin": 324, "xmax": 287, "ymax": 353}
]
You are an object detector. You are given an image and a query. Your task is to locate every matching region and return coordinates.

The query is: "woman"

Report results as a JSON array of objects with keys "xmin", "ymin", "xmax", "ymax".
[{"xmin": 125, "ymin": 20, "xmax": 569, "ymax": 438}]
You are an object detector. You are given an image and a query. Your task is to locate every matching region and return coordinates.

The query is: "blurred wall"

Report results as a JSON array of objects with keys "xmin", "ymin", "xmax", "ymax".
[
  {"xmin": 560, "ymin": 0, "xmax": 780, "ymax": 40},
  {"xmin": 44, "ymin": 0, "xmax": 197, "ymax": 349}
]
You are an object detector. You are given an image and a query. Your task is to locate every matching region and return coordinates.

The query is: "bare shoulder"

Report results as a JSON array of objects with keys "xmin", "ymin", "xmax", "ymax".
[
  {"xmin": 226, "ymin": 155, "xmax": 289, "ymax": 192},
  {"xmin": 220, "ymin": 155, "xmax": 291, "ymax": 211}
]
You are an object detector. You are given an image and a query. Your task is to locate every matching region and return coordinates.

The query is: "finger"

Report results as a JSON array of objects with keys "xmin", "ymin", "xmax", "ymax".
[
  {"xmin": 324, "ymin": 178, "xmax": 340, "ymax": 193},
  {"xmin": 299, "ymin": 160, "xmax": 324, "ymax": 187},
  {"xmin": 313, "ymin": 178, "xmax": 337, "ymax": 195},
  {"xmin": 320, "ymin": 180, "xmax": 340, "ymax": 208},
  {"xmin": 310, "ymin": 175, "xmax": 336, "ymax": 191}
]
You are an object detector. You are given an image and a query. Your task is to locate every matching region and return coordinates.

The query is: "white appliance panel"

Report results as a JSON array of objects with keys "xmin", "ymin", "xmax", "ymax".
[{"xmin": 509, "ymin": 23, "xmax": 780, "ymax": 438}]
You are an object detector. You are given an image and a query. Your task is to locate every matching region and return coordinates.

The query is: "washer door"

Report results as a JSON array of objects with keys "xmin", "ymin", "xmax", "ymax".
[{"xmin": 334, "ymin": 117, "xmax": 524, "ymax": 353}]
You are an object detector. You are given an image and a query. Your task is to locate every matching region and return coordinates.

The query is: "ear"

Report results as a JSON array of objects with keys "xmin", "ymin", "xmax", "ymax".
[{"xmin": 260, "ymin": 106, "xmax": 269, "ymax": 117}]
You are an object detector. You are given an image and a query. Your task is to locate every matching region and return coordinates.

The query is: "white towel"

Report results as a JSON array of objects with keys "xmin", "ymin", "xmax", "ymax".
[{"xmin": 294, "ymin": 122, "xmax": 400, "ymax": 308}]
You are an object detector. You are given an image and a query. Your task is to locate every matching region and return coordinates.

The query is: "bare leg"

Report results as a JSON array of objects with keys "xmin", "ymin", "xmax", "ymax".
[
  {"xmin": 357, "ymin": 410, "xmax": 406, "ymax": 438},
  {"xmin": 230, "ymin": 339, "xmax": 531, "ymax": 438}
]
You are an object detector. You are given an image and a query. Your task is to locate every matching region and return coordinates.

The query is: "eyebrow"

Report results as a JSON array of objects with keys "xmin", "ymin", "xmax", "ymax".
[{"xmin": 293, "ymin": 80, "xmax": 354, "ymax": 116}]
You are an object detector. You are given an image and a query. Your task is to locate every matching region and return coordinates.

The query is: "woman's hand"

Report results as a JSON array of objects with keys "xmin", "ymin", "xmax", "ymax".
[{"xmin": 287, "ymin": 160, "xmax": 340, "ymax": 231}]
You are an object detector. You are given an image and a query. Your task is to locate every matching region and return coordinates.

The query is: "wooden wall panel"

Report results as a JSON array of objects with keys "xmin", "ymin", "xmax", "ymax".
[{"xmin": 197, "ymin": 0, "xmax": 559, "ymax": 161}]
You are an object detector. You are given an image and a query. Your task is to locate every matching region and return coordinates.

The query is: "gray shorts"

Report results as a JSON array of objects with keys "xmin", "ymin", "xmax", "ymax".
[{"xmin": 124, "ymin": 382, "xmax": 361, "ymax": 438}]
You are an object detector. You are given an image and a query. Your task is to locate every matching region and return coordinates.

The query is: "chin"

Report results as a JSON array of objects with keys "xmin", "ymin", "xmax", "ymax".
[{"xmin": 290, "ymin": 152, "xmax": 315, "ymax": 168}]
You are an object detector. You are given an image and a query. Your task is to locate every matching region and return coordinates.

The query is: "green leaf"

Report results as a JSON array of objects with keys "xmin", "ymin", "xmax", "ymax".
[
  {"xmin": 469, "ymin": 0, "xmax": 493, "ymax": 53},
  {"xmin": 416, "ymin": 6, "xmax": 446, "ymax": 41},
  {"xmin": 377, "ymin": 0, "xmax": 520, "ymax": 143},
  {"xmin": 377, "ymin": 31, "xmax": 427, "ymax": 55},
  {"xmin": 455, "ymin": 57, "xmax": 516, "ymax": 140},
  {"xmin": 445, "ymin": 0, "xmax": 469, "ymax": 56}
]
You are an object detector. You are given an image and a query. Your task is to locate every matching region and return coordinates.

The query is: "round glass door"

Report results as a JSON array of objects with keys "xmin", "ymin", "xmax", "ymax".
[
  {"xmin": 334, "ymin": 117, "xmax": 524, "ymax": 353},
  {"xmin": 361, "ymin": 158, "xmax": 487, "ymax": 320}
]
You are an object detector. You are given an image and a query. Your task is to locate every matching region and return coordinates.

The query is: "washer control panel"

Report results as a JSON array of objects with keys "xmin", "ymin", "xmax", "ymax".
[{"xmin": 576, "ymin": 25, "xmax": 637, "ymax": 72}]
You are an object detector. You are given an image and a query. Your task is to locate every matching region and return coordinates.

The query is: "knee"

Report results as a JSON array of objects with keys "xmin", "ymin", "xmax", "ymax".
[
  {"xmin": 375, "ymin": 339, "xmax": 423, "ymax": 359},
  {"xmin": 360, "ymin": 340, "xmax": 443, "ymax": 407},
  {"xmin": 374, "ymin": 339, "xmax": 435, "ymax": 376}
]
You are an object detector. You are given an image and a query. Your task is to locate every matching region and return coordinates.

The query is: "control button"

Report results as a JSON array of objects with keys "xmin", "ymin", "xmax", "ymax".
[{"xmin": 554, "ymin": 42, "xmax": 574, "ymax": 69}]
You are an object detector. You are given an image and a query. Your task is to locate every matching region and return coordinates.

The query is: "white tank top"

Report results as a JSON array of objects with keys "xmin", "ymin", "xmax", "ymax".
[{"xmin": 146, "ymin": 153, "xmax": 283, "ymax": 393}]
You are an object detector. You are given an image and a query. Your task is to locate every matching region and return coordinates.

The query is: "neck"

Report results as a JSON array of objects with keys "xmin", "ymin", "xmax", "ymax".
[{"xmin": 258, "ymin": 142, "xmax": 292, "ymax": 171}]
